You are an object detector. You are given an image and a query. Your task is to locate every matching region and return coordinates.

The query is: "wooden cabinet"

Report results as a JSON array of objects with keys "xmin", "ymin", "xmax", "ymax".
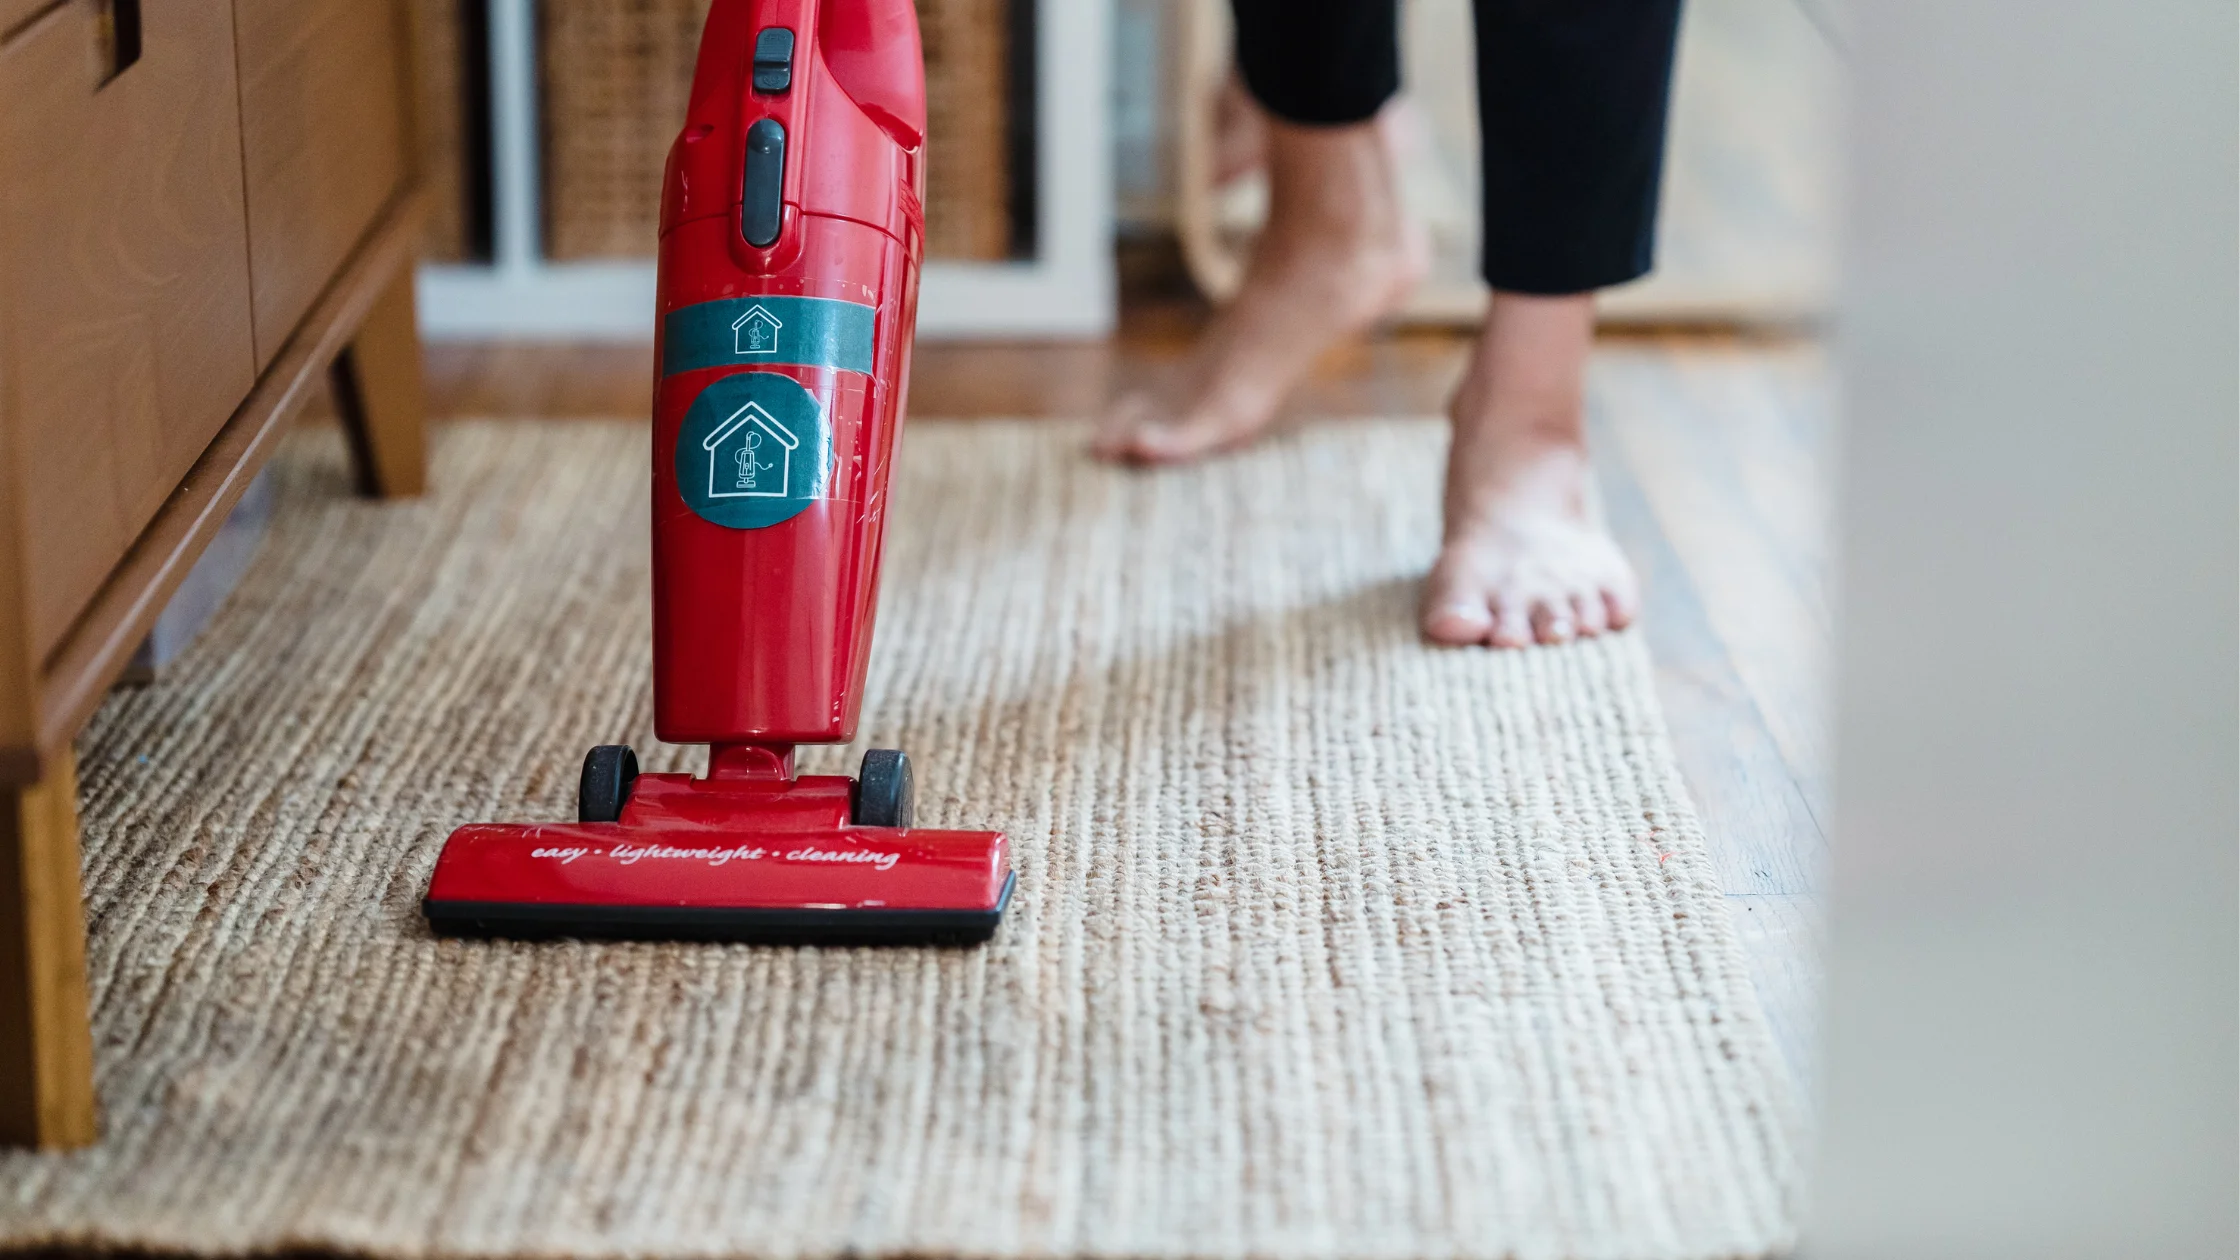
[
  {"xmin": 0, "ymin": 0, "xmax": 260, "ymax": 663},
  {"xmin": 0, "ymin": 0, "xmax": 427, "ymax": 1148},
  {"xmin": 234, "ymin": 0, "xmax": 414, "ymax": 367}
]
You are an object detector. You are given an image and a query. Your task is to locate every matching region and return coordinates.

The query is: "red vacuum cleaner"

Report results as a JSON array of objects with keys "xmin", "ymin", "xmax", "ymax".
[{"xmin": 422, "ymin": 0, "xmax": 1012, "ymax": 944}]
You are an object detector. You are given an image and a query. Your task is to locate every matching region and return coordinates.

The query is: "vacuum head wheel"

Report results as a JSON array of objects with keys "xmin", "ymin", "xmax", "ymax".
[
  {"xmin": 853, "ymin": 748, "xmax": 914, "ymax": 828},
  {"xmin": 579, "ymin": 745, "xmax": 640, "ymax": 822}
]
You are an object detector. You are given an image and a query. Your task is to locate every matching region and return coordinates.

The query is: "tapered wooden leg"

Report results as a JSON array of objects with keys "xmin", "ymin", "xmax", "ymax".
[
  {"xmin": 331, "ymin": 261, "xmax": 429, "ymax": 499},
  {"xmin": 0, "ymin": 749, "xmax": 96, "ymax": 1148}
]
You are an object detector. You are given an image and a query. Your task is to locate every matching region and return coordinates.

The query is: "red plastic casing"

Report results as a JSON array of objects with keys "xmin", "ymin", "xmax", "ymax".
[
  {"xmin": 652, "ymin": 0, "xmax": 927, "ymax": 746},
  {"xmin": 422, "ymin": 0, "xmax": 1011, "ymax": 932},
  {"xmin": 425, "ymin": 774, "xmax": 1008, "ymax": 913}
]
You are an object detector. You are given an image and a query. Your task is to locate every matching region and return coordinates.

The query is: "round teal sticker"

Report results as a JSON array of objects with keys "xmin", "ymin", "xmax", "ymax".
[{"xmin": 673, "ymin": 372, "xmax": 830, "ymax": 529}]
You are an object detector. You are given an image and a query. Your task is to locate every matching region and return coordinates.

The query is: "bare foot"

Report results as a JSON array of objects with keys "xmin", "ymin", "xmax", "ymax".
[
  {"xmin": 1420, "ymin": 292, "xmax": 1641, "ymax": 648},
  {"xmin": 1095, "ymin": 106, "xmax": 1428, "ymax": 465}
]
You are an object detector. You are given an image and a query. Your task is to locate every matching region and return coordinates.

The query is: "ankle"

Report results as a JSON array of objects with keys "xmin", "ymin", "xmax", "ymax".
[
  {"xmin": 1442, "ymin": 289, "xmax": 1594, "ymax": 465},
  {"xmin": 1456, "ymin": 388, "xmax": 1590, "ymax": 446},
  {"xmin": 1448, "ymin": 364, "xmax": 1587, "ymax": 449},
  {"xmin": 1260, "ymin": 120, "xmax": 1410, "ymax": 257},
  {"xmin": 1458, "ymin": 291, "xmax": 1596, "ymax": 400}
]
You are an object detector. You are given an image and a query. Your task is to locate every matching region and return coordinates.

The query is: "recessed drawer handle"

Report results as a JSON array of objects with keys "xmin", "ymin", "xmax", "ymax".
[{"xmin": 98, "ymin": 0, "xmax": 140, "ymax": 85}]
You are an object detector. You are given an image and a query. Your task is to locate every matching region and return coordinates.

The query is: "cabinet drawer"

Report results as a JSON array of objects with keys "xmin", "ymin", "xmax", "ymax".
[
  {"xmin": 234, "ymin": 0, "xmax": 412, "ymax": 369},
  {"xmin": 0, "ymin": 0, "xmax": 48, "ymax": 37},
  {"xmin": 0, "ymin": 0, "xmax": 258, "ymax": 663}
]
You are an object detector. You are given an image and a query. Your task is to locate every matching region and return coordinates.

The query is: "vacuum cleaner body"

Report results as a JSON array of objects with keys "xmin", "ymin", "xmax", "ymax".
[{"xmin": 423, "ymin": 0, "xmax": 1013, "ymax": 943}]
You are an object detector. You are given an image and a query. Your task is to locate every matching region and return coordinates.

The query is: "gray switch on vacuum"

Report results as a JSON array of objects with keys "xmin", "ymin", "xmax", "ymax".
[
  {"xmin": 741, "ymin": 118, "xmax": 786, "ymax": 247},
  {"xmin": 752, "ymin": 27, "xmax": 794, "ymax": 94}
]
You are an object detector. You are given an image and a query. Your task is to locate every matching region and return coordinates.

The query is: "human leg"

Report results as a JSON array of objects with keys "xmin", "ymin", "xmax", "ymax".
[
  {"xmin": 1095, "ymin": 0, "xmax": 1425, "ymax": 464},
  {"xmin": 1422, "ymin": 0, "xmax": 1682, "ymax": 647}
]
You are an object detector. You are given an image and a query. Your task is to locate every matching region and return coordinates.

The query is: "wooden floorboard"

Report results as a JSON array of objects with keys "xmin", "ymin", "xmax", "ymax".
[
  {"xmin": 1589, "ymin": 342, "xmax": 1831, "ymax": 1088},
  {"xmin": 1596, "ymin": 347, "xmax": 1833, "ymax": 819},
  {"xmin": 1725, "ymin": 890, "xmax": 1825, "ymax": 1091},
  {"xmin": 1591, "ymin": 383, "xmax": 1827, "ymax": 898}
]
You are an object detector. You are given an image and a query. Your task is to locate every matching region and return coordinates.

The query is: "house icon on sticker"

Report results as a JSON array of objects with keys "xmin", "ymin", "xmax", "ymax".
[
  {"xmin": 732, "ymin": 304, "xmax": 782, "ymax": 355},
  {"xmin": 703, "ymin": 402, "xmax": 798, "ymax": 499}
]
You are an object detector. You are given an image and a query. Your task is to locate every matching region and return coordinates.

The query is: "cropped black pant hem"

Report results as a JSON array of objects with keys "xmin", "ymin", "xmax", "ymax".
[{"xmin": 1231, "ymin": 0, "xmax": 1684, "ymax": 295}]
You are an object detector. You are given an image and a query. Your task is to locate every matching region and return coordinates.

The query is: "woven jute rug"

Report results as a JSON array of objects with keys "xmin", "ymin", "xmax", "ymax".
[{"xmin": 1, "ymin": 420, "xmax": 1800, "ymax": 1258}]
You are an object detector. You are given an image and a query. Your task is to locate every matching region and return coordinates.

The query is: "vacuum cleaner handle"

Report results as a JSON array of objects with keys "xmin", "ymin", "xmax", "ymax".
[
  {"xmin": 685, "ymin": 0, "xmax": 925, "ymax": 142},
  {"xmin": 817, "ymin": 0, "xmax": 927, "ymax": 151},
  {"xmin": 666, "ymin": 0, "xmax": 927, "ymax": 261}
]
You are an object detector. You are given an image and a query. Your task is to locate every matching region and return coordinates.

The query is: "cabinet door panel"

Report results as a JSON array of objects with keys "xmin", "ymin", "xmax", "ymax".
[
  {"xmin": 0, "ymin": 1, "xmax": 258, "ymax": 662},
  {"xmin": 234, "ymin": 0, "xmax": 412, "ymax": 368},
  {"xmin": 0, "ymin": 0, "xmax": 49, "ymax": 36}
]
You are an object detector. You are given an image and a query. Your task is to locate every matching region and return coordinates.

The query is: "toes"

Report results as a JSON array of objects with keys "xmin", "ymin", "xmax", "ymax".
[
  {"xmin": 1529, "ymin": 599, "xmax": 1576, "ymax": 646},
  {"xmin": 1091, "ymin": 394, "xmax": 1158, "ymax": 461},
  {"xmin": 1490, "ymin": 602, "xmax": 1534, "ymax": 649},
  {"xmin": 1572, "ymin": 590, "xmax": 1609, "ymax": 637},
  {"xmin": 1091, "ymin": 393, "xmax": 1265, "ymax": 466},
  {"xmin": 1602, "ymin": 591, "xmax": 1634, "ymax": 632},
  {"xmin": 1422, "ymin": 598, "xmax": 1495, "ymax": 645},
  {"xmin": 1421, "ymin": 563, "xmax": 1496, "ymax": 645},
  {"xmin": 1603, "ymin": 574, "xmax": 1640, "ymax": 632},
  {"xmin": 1127, "ymin": 421, "xmax": 1230, "ymax": 465},
  {"xmin": 1093, "ymin": 424, "xmax": 1199, "ymax": 467},
  {"xmin": 1428, "ymin": 520, "xmax": 1642, "ymax": 650}
]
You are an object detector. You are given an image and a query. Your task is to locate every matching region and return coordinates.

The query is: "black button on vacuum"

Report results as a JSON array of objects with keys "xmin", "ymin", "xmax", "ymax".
[
  {"xmin": 752, "ymin": 27, "xmax": 794, "ymax": 94},
  {"xmin": 741, "ymin": 117, "xmax": 786, "ymax": 247}
]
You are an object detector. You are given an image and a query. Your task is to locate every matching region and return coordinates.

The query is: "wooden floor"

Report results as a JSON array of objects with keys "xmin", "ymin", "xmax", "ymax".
[{"xmin": 404, "ymin": 308, "xmax": 1831, "ymax": 1090}]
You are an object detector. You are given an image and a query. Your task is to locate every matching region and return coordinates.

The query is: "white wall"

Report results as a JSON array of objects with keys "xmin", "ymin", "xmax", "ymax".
[
  {"xmin": 1812, "ymin": 1, "xmax": 2237, "ymax": 1255},
  {"xmin": 1112, "ymin": 0, "xmax": 1174, "ymax": 233}
]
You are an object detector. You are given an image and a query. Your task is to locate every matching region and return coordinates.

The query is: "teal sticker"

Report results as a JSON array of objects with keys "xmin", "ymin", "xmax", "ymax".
[
  {"xmin": 674, "ymin": 373, "xmax": 830, "ymax": 529},
  {"xmin": 662, "ymin": 296, "xmax": 876, "ymax": 378}
]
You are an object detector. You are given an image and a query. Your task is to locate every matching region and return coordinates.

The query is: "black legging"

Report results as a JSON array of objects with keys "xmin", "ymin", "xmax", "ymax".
[{"xmin": 1232, "ymin": 0, "xmax": 1684, "ymax": 295}]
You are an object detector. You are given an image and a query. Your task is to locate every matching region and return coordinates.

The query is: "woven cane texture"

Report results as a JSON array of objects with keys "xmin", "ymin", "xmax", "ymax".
[
  {"xmin": 539, "ymin": 0, "xmax": 1013, "ymax": 260},
  {"xmin": 914, "ymin": 0, "xmax": 1014, "ymax": 259},
  {"xmin": 539, "ymin": 0, "xmax": 710, "ymax": 259},
  {"xmin": 0, "ymin": 420, "xmax": 1800, "ymax": 1258},
  {"xmin": 410, "ymin": 0, "xmax": 471, "ymax": 260}
]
